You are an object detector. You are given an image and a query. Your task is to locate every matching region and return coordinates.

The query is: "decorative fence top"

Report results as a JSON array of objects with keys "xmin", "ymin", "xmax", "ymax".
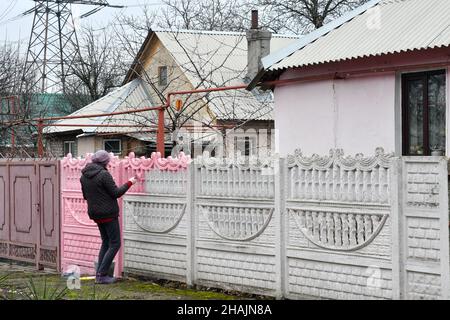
[
  {"xmin": 286, "ymin": 148, "xmax": 394, "ymax": 170},
  {"xmin": 62, "ymin": 152, "xmax": 191, "ymax": 171},
  {"xmin": 61, "ymin": 152, "xmax": 121, "ymax": 191},
  {"xmin": 195, "ymin": 155, "xmax": 276, "ymax": 199},
  {"xmin": 61, "ymin": 152, "xmax": 191, "ymax": 194},
  {"xmin": 122, "ymin": 152, "xmax": 191, "ymax": 172},
  {"xmin": 286, "ymin": 148, "xmax": 395, "ymax": 204},
  {"xmin": 61, "ymin": 152, "xmax": 121, "ymax": 170},
  {"xmin": 194, "ymin": 155, "xmax": 275, "ymax": 170}
]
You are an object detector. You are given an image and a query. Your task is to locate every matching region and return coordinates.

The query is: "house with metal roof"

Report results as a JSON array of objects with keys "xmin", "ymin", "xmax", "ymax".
[
  {"xmin": 45, "ymin": 20, "xmax": 298, "ymax": 158},
  {"xmin": 250, "ymin": 0, "xmax": 450, "ymax": 157}
]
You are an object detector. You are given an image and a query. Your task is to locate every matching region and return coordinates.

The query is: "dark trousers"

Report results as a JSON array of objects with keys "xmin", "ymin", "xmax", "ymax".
[{"xmin": 96, "ymin": 218, "xmax": 121, "ymax": 276}]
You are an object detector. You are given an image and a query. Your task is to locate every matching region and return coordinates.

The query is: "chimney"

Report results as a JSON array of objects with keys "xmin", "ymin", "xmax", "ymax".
[{"xmin": 246, "ymin": 10, "xmax": 272, "ymax": 82}]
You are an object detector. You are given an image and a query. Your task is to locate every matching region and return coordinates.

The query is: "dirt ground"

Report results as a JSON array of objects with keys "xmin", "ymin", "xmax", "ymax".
[{"xmin": 0, "ymin": 260, "xmax": 271, "ymax": 300}]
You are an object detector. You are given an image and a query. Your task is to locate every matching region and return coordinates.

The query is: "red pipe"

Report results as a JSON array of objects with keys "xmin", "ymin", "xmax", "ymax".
[
  {"xmin": 156, "ymin": 109, "xmax": 165, "ymax": 154},
  {"xmin": 10, "ymin": 97, "xmax": 15, "ymax": 151},
  {"xmin": 37, "ymin": 120, "xmax": 44, "ymax": 158},
  {"xmin": 46, "ymin": 124, "xmax": 157, "ymax": 128}
]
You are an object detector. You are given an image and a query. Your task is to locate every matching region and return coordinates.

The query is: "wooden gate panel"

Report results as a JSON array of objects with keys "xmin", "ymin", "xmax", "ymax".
[
  {"xmin": 38, "ymin": 162, "xmax": 60, "ymax": 268},
  {"xmin": 9, "ymin": 165, "xmax": 37, "ymax": 247},
  {"xmin": 0, "ymin": 165, "xmax": 8, "ymax": 255}
]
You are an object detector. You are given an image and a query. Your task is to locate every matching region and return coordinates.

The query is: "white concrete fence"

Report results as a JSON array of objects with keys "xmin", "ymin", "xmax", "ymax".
[{"xmin": 122, "ymin": 148, "xmax": 450, "ymax": 300}]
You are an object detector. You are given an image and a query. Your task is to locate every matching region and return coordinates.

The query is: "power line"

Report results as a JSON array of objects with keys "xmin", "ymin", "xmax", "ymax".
[
  {"xmin": 0, "ymin": 0, "xmax": 18, "ymax": 23},
  {"xmin": 22, "ymin": 1, "xmax": 125, "ymax": 94}
]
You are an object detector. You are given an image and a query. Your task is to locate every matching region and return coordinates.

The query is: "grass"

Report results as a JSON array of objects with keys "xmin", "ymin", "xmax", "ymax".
[
  {"xmin": 22, "ymin": 276, "xmax": 68, "ymax": 300},
  {"xmin": 0, "ymin": 261, "xmax": 264, "ymax": 300},
  {"xmin": 0, "ymin": 272, "xmax": 244, "ymax": 300}
]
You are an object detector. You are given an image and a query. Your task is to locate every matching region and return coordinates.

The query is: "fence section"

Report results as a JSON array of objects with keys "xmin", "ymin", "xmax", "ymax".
[
  {"xmin": 193, "ymin": 157, "xmax": 278, "ymax": 296},
  {"xmin": 399, "ymin": 157, "xmax": 450, "ymax": 299},
  {"xmin": 61, "ymin": 149, "xmax": 450, "ymax": 299},
  {"xmin": 0, "ymin": 160, "xmax": 60, "ymax": 270},
  {"xmin": 60, "ymin": 153, "xmax": 122, "ymax": 276},
  {"xmin": 122, "ymin": 152, "xmax": 190, "ymax": 282},
  {"xmin": 120, "ymin": 150, "xmax": 450, "ymax": 299},
  {"xmin": 284, "ymin": 148, "xmax": 395, "ymax": 299}
]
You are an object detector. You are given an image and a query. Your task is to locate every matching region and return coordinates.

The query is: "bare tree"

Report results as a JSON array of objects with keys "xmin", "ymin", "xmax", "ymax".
[
  {"xmin": 63, "ymin": 25, "xmax": 125, "ymax": 112},
  {"xmin": 158, "ymin": 0, "xmax": 250, "ymax": 32},
  {"xmin": 0, "ymin": 42, "xmax": 23, "ymax": 96},
  {"xmin": 257, "ymin": 0, "xmax": 369, "ymax": 34},
  {"xmin": 0, "ymin": 42, "xmax": 42, "ymax": 157}
]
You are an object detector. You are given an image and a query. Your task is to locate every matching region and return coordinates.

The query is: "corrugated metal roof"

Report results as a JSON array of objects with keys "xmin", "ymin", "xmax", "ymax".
[
  {"xmin": 264, "ymin": 0, "xmax": 450, "ymax": 71},
  {"xmin": 45, "ymin": 78, "xmax": 155, "ymax": 134},
  {"xmin": 157, "ymin": 30, "xmax": 297, "ymax": 88},
  {"xmin": 206, "ymin": 89, "xmax": 274, "ymax": 121},
  {"xmin": 156, "ymin": 30, "xmax": 297, "ymax": 120}
]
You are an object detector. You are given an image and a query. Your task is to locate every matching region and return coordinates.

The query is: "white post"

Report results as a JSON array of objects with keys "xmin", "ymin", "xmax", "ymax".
[
  {"xmin": 274, "ymin": 156, "xmax": 286, "ymax": 299},
  {"xmin": 390, "ymin": 158, "xmax": 403, "ymax": 299},
  {"xmin": 186, "ymin": 161, "xmax": 196, "ymax": 287},
  {"xmin": 438, "ymin": 157, "xmax": 450, "ymax": 299}
]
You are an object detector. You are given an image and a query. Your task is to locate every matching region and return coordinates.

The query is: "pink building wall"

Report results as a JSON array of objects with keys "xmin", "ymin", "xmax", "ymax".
[
  {"xmin": 273, "ymin": 48, "xmax": 450, "ymax": 157},
  {"xmin": 275, "ymin": 72, "xmax": 397, "ymax": 156}
]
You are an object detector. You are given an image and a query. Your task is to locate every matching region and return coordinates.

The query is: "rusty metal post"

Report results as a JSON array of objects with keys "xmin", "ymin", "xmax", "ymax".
[
  {"xmin": 10, "ymin": 97, "xmax": 15, "ymax": 152},
  {"xmin": 37, "ymin": 120, "xmax": 44, "ymax": 158},
  {"xmin": 157, "ymin": 108, "xmax": 165, "ymax": 156}
]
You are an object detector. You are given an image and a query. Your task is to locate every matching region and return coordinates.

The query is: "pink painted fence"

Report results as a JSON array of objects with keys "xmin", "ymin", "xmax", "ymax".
[
  {"xmin": 60, "ymin": 152, "xmax": 190, "ymax": 277},
  {"xmin": 61, "ymin": 153, "xmax": 122, "ymax": 277}
]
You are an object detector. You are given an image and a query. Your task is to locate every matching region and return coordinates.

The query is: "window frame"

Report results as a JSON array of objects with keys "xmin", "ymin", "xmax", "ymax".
[
  {"xmin": 233, "ymin": 136, "xmax": 255, "ymax": 157},
  {"xmin": 63, "ymin": 140, "xmax": 76, "ymax": 156},
  {"xmin": 401, "ymin": 69, "xmax": 446, "ymax": 156},
  {"xmin": 158, "ymin": 66, "xmax": 168, "ymax": 87},
  {"xmin": 103, "ymin": 138, "xmax": 122, "ymax": 155}
]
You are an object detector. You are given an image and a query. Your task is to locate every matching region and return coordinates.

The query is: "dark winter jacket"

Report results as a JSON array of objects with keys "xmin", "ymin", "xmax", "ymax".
[{"xmin": 80, "ymin": 163, "xmax": 131, "ymax": 220}]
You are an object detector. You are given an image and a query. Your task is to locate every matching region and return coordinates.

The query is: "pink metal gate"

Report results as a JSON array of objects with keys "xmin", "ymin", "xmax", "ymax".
[
  {"xmin": 60, "ymin": 153, "xmax": 123, "ymax": 277},
  {"xmin": 0, "ymin": 160, "xmax": 60, "ymax": 270}
]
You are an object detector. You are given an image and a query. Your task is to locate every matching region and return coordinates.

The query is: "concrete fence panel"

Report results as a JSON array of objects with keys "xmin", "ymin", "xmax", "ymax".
[
  {"xmin": 284, "ymin": 148, "xmax": 396, "ymax": 299},
  {"xmin": 122, "ymin": 152, "xmax": 190, "ymax": 282},
  {"xmin": 192, "ymin": 157, "xmax": 278, "ymax": 296},
  {"xmin": 399, "ymin": 157, "xmax": 450, "ymax": 299}
]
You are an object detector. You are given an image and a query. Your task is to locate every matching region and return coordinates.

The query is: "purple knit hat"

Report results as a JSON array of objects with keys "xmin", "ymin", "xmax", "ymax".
[{"xmin": 91, "ymin": 150, "xmax": 111, "ymax": 166}]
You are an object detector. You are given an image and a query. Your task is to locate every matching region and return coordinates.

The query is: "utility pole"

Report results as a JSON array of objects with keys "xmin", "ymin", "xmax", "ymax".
[{"xmin": 21, "ymin": 0, "xmax": 124, "ymax": 94}]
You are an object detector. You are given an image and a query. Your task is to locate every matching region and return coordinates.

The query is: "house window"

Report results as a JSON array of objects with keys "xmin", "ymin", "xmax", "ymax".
[
  {"xmin": 234, "ymin": 136, "xmax": 254, "ymax": 156},
  {"xmin": 103, "ymin": 139, "xmax": 122, "ymax": 155},
  {"xmin": 244, "ymin": 137, "xmax": 251, "ymax": 156},
  {"xmin": 64, "ymin": 141, "xmax": 76, "ymax": 156},
  {"xmin": 402, "ymin": 70, "xmax": 446, "ymax": 156},
  {"xmin": 158, "ymin": 66, "xmax": 168, "ymax": 86}
]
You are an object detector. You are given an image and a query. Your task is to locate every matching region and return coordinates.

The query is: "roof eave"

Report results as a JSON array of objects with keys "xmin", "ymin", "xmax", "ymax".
[
  {"xmin": 249, "ymin": 0, "xmax": 383, "ymax": 89},
  {"xmin": 123, "ymin": 30, "xmax": 155, "ymax": 85}
]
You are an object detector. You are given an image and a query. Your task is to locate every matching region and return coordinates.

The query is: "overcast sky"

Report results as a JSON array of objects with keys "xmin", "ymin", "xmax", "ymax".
[{"xmin": 0, "ymin": 0, "xmax": 162, "ymax": 44}]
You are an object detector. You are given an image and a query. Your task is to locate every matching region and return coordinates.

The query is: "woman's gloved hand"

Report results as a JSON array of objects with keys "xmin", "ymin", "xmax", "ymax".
[{"xmin": 128, "ymin": 176, "xmax": 138, "ymax": 185}]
